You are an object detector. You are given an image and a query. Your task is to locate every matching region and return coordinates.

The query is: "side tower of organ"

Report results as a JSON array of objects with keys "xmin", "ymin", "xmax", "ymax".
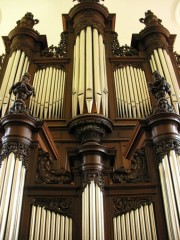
[{"xmin": 0, "ymin": 0, "xmax": 180, "ymax": 239}]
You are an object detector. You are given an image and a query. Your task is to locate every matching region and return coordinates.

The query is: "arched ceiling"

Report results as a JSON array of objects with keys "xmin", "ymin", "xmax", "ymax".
[{"xmin": 0, "ymin": 0, "xmax": 180, "ymax": 54}]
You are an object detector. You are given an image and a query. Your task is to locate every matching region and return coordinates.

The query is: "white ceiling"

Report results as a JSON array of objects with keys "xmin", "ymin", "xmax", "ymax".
[{"xmin": 0, "ymin": 0, "xmax": 180, "ymax": 54}]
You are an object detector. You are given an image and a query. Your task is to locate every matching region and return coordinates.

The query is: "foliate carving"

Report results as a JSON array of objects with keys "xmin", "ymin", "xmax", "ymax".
[
  {"xmin": 113, "ymin": 197, "xmax": 152, "ymax": 216},
  {"xmin": 112, "ymin": 148, "xmax": 149, "ymax": 183},
  {"xmin": 8, "ymin": 72, "xmax": 35, "ymax": 115},
  {"xmin": 111, "ymin": 32, "xmax": 138, "ymax": 56},
  {"xmin": 0, "ymin": 142, "xmax": 30, "ymax": 168},
  {"xmin": 148, "ymin": 71, "xmax": 174, "ymax": 114},
  {"xmin": 139, "ymin": 10, "xmax": 162, "ymax": 27},
  {"xmin": 36, "ymin": 149, "xmax": 73, "ymax": 184},
  {"xmin": 41, "ymin": 31, "xmax": 68, "ymax": 58},
  {"xmin": 155, "ymin": 139, "xmax": 180, "ymax": 161},
  {"xmin": 69, "ymin": 116, "xmax": 112, "ymax": 144},
  {"xmin": 33, "ymin": 198, "xmax": 72, "ymax": 217},
  {"xmin": 16, "ymin": 12, "xmax": 39, "ymax": 29},
  {"xmin": 81, "ymin": 171, "xmax": 104, "ymax": 190},
  {"xmin": 38, "ymin": 63, "xmax": 66, "ymax": 71},
  {"xmin": 75, "ymin": 22, "xmax": 104, "ymax": 36}
]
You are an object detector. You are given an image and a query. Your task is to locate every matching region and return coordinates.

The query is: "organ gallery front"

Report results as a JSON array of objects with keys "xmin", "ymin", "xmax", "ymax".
[{"xmin": 0, "ymin": 0, "xmax": 180, "ymax": 239}]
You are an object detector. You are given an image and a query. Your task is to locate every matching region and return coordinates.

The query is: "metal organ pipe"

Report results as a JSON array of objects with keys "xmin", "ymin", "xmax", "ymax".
[
  {"xmin": 113, "ymin": 203, "xmax": 157, "ymax": 240},
  {"xmin": 159, "ymin": 151, "xmax": 180, "ymax": 239},
  {"xmin": 30, "ymin": 67, "xmax": 66, "ymax": 119},
  {"xmin": 0, "ymin": 50, "xmax": 29, "ymax": 117},
  {"xmin": 150, "ymin": 48, "xmax": 180, "ymax": 113},
  {"xmin": 82, "ymin": 181, "xmax": 104, "ymax": 240},
  {"xmin": 72, "ymin": 27, "xmax": 108, "ymax": 117},
  {"xmin": 0, "ymin": 153, "xmax": 27, "ymax": 240},
  {"xmin": 114, "ymin": 66, "xmax": 151, "ymax": 118},
  {"xmin": 28, "ymin": 205, "xmax": 72, "ymax": 240}
]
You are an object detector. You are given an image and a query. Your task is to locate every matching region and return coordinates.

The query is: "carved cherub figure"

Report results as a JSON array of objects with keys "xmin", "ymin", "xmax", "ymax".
[{"xmin": 9, "ymin": 72, "xmax": 35, "ymax": 101}]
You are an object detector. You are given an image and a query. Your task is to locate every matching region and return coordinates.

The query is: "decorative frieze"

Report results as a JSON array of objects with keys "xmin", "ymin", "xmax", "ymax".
[
  {"xmin": 113, "ymin": 197, "xmax": 152, "ymax": 216},
  {"xmin": 36, "ymin": 149, "xmax": 73, "ymax": 184},
  {"xmin": 33, "ymin": 198, "xmax": 72, "ymax": 217},
  {"xmin": 112, "ymin": 148, "xmax": 149, "ymax": 183}
]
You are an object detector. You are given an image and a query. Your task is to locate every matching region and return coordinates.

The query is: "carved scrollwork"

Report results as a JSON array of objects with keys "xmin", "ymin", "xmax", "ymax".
[
  {"xmin": 41, "ymin": 31, "xmax": 68, "ymax": 58},
  {"xmin": 36, "ymin": 149, "xmax": 73, "ymax": 184},
  {"xmin": 113, "ymin": 197, "xmax": 152, "ymax": 216},
  {"xmin": 155, "ymin": 139, "xmax": 180, "ymax": 162},
  {"xmin": 81, "ymin": 171, "xmax": 104, "ymax": 190},
  {"xmin": 0, "ymin": 142, "xmax": 30, "ymax": 168},
  {"xmin": 33, "ymin": 198, "xmax": 72, "ymax": 217},
  {"xmin": 112, "ymin": 148, "xmax": 149, "ymax": 183},
  {"xmin": 111, "ymin": 32, "xmax": 138, "ymax": 57}
]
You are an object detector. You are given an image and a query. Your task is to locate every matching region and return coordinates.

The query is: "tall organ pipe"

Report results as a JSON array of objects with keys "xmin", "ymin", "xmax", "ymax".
[
  {"xmin": 150, "ymin": 48, "xmax": 180, "ymax": 113},
  {"xmin": 82, "ymin": 181, "xmax": 104, "ymax": 240},
  {"xmin": 30, "ymin": 67, "xmax": 66, "ymax": 119},
  {"xmin": 72, "ymin": 27, "xmax": 108, "ymax": 117},
  {"xmin": 113, "ymin": 203, "xmax": 157, "ymax": 240},
  {"xmin": 114, "ymin": 66, "xmax": 151, "ymax": 118},
  {"xmin": 0, "ymin": 50, "xmax": 29, "ymax": 117}
]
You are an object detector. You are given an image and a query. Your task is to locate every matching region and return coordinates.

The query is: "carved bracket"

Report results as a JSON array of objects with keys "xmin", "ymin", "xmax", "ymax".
[
  {"xmin": 36, "ymin": 149, "xmax": 73, "ymax": 184},
  {"xmin": 33, "ymin": 198, "xmax": 72, "ymax": 217},
  {"xmin": 112, "ymin": 148, "xmax": 149, "ymax": 183},
  {"xmin": 113, "ymin": 197, "xmax": 152, "ymax": 217},
  {"xmin": 0, "ymin": 142, "xmax": 30, "ymax": 168}
]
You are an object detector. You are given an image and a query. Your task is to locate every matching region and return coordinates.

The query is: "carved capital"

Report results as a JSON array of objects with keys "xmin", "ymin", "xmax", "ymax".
[
  {"xmin": 81, "ymin": 170, "xmax": 104, "ymax": 190},
  {"xmin": 68, "ymin": 114, "xmax": 112, "ymax": 144},
  {"xmin": 0, "ymin": 142, "xmax": 30, "ymax": 168},
  {"xmin": 113, "ymin": 197, "xmax": 152, "ymax": 217},
  {"xmin": 36, "ymin": 149, "xmax": 73, "ymax": 184},
  {"xmin": 112, "ymin": 148, "xmax": 149, "ymax": 183},
  {"xmin": 33, "ymin": 198, "xmax": 72, "ymax": 217}
]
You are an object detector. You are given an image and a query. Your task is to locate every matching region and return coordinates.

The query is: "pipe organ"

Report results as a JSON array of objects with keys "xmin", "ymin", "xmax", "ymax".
[{"xmin": 0, "ymin": 1, "xmax": 180, "ymax": 239}]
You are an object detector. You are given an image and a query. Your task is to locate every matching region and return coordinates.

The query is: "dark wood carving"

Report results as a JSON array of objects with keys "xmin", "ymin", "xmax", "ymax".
[
  {"xmin": 36, "ymin": 148, "xmax": 73, "ymax": 184},
  {"xmin": 111, "ymin": 32, "xmax": 138, "ymax": 56},
  {"xmin": 9, "ymin": 72, "xmax": 35, "ymax": 115},
  {"xmin": 0, "ymin": 53, "xmax": 5, "ymax": 75},
  {"xmin": 0, "ymin": 142, "xmax": 30, "ymax": 168},
  {"xmin": 16, "ymin": 12, "xmax": 39, "ymax": 29},
  {"xmin": 155, "ymin": 139, "xmax": 180, "ymax": 161},
  {"xmin": 41, "ymin": 31, "xmax": 68, "ymax": 58},
  {"xmin": 81, "ymin": 171, "xmax": 104, "ymax": 190},
  {"xmin": 113, "ymin": 197, "xmax": 152, "ymax": 217},
  {"xmin": 148, "ymin": 71, "xmax": 174, "ymax": 114},
  {"xmin": 139, "ymin": 10, "xmax": 162, "ymax": 27},
  {"xmin": 33, "ymin": 198, "xmax": 72, "ymax": 217},
  {"xmin": 112, "ymin": 148, "xmax": 149, "ymax": 183}
]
